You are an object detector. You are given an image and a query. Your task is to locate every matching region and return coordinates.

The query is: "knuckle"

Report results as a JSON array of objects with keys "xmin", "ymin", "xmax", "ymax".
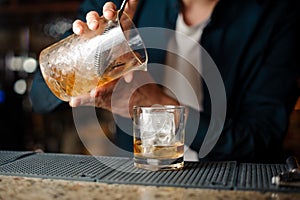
[
  {"xmin": 103, "ymin": 2, "xmax": 117, "ymax": 10},
  {"xmin": 86, "ymin": 11, "xmax": 99, "ymax": 20}
]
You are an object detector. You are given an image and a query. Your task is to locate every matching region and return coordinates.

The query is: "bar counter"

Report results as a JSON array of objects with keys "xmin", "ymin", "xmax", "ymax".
[
  {"xmin": 0, "ymin": 175, "xmax": 299, "ymax": 200},
  {"xmin": 0, "ymin": 151, "xmax": 299, "ymax": 200}
]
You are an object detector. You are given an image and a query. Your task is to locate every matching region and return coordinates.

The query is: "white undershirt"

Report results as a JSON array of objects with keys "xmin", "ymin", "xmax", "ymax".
[
  {"xmin": 164, "ymin": 13, "xmax": 209, "ymax": 111},
  {"xmin": 164, "ymin": 13, "xmax": 210, "ymax": 161}
]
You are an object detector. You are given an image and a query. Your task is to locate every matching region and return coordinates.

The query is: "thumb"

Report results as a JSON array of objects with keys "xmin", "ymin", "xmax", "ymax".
[{"xmin": 124, "ymin": 71, "xmax": 134, "ymax": 83}]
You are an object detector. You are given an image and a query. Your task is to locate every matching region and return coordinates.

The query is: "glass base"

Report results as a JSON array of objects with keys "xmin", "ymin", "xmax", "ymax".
[{"xmin": 134, "ymin": 156, "xmax": 184, "ymax": 171}]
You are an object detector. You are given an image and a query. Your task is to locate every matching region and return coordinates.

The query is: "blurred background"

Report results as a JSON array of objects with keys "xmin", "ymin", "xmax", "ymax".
[
  {"xmin": 0, "ymin": 0, "xmax": 117, "ymax": 156},
  {"xmin": 0, "ymin": 0, "xmax": 299, "ymax": 160}
]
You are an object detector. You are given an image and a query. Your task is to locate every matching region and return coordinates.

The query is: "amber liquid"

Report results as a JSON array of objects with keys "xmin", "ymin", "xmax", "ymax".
[
  {"xmin": 41, "ymin": 51, "xmax": 145, "ymax": 101},
  {"xmin": 134, "ymin": 139, "xmax": 184, "ymax": 159}
]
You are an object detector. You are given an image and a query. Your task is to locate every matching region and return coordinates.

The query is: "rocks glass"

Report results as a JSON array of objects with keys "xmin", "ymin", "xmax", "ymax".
[{"xmin": 133, "ymin": 105, "xmax": 186, "ymax": 171}]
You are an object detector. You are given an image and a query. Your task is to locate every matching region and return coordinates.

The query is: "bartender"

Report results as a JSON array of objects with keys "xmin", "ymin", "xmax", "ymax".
[{"xmin": 30, "ymin": 0, "xmax": 299, "ymax": 163}]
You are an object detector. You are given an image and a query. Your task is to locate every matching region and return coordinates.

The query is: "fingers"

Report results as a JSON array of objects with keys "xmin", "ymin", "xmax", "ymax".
[
  {"xmin": 72, "ymin": 11, "xmax": 100, "ymax": 35},
  {"xmin": 69, "ymin": 85, "xmax": 112, "ymax": 108},
  {"xmin": 73, "ymin": 0, "xmax": 139, "ymax": 35},
  {"xmin": 72, "ymin": 20, "xmax": 88, "ymax": 35},
  {"xmin": 125, "ymin": 0, "xmax": 139, "ymax": 19},
  {"xmin": 103, "ymin": 0, "xmax": 139, "ymax": 20},
  {"xmin": 69, "ymin": 95, "xmax": 94, "ymax": 107},
  {"xmin": 103, "ymin": 2, "xmax": 117, "ymax": 20},
  {"xmin": 86, "ymin": 11, "xmax": 101, "ymax": 30},
  {"xmin": 124, "ymin": 71, "xmax": 134, "ymax": 83},
  {"xmin": 70, "ymin": 94, "xmax": 106, "ymax": 108}
]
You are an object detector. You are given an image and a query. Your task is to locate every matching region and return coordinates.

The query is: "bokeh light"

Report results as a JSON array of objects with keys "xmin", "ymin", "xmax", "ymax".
[{"xmin": 14, "ymin": 79, "xmax": 27, "ymax": 95}]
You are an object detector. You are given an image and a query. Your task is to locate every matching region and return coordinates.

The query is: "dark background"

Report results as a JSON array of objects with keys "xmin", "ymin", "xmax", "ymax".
[
  {"xmin": 0, "ymin": 0, "xmax": 299, "ymax": 160},
  {"xmin": 0, "ymin": 0, "xmax": 92, "ymax": 154}
]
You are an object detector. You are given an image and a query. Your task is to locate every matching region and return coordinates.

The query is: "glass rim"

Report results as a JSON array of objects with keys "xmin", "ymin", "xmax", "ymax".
[
  {"xmin": 116, "ymin": 10, "xmax": 148, "ymax": 66},
  {"xmin": 133, "ymin": 105, "xmax": 186, "ymax": 110}
]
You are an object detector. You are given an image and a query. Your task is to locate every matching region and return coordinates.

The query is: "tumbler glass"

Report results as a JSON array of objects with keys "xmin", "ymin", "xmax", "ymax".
[
  {"xmin": 133, "ymin": 105, "xmax": 186, "ymax": 171},
  {"xmin": 39, "ymin": 10, "xmax": 147, "ymax": 101}
]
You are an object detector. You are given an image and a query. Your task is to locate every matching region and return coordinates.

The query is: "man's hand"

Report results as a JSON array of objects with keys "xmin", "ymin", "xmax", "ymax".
[
  {"xmin": 68, "ymin": 1, "xmax": 178, "ymax": 117},
  {"xmin": 69, "ymin": 71, "xmax": 179, "ymax": 118},
  {"xmin": 72, "ymin": 0, "xmax": 139, "ymax": 35}
]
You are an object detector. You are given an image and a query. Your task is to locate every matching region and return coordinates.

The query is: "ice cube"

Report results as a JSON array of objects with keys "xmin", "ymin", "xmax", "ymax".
[
  {"xmin": 155, "ymin": 132, "xmax": 172, "ymax": 145},
  {"xmin": 140, "ymin": 112, "xmax": 175, "ymax": 146},
  {"xmin": 140, "ymin": 131, "xmax": 156, "ymax": 146}
]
